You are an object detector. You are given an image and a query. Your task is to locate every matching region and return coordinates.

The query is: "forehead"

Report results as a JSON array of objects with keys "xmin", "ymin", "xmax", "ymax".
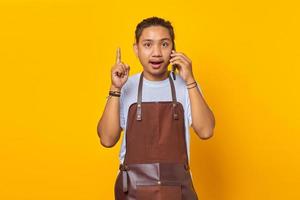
[{"xmin": 140, "ymin": 26, "xmax": 171, "ymax": 41}]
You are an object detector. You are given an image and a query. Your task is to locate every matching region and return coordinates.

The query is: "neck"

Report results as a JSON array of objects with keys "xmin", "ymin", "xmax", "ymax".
[{"xmin": 143, "ymin": 70, "xmax": 169, "ymax": 81}]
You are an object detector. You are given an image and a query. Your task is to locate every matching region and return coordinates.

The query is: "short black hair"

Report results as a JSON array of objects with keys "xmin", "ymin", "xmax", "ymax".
[{"xmin": 135, "ymin": 16, "xmax": 175, "ymax": 45}]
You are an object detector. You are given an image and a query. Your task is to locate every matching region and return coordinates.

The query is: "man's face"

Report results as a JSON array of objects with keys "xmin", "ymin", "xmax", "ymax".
[{"xmin": 134, "ymin": 26, "xmax": 173, "ymax": 78}]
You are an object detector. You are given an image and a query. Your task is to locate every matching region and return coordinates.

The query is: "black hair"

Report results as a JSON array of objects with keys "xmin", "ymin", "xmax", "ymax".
[{"xmin": 135, "ymin": 16, "xmax": 175, "ymax": 46}]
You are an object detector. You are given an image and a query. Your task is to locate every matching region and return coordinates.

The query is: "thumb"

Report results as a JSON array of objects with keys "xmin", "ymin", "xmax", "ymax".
[{"xmin": 125, "ymin": 64, "xmax": 130, "ymax": 73}]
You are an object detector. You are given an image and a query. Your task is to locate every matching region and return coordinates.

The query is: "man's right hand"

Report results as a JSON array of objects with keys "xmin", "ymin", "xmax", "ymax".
[{"xmin": 111, "ymin": 47, "xmax": 130, "ymax": 90}]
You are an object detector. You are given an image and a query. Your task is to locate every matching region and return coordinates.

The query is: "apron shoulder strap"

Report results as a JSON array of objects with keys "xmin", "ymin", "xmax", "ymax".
[
  {"xmin": 168, "ymin": 73, "xmax": 179, "ymax": 120},
  {"xmin": 136, "ymin": 72, "xmax": 144, "ymax": 120},
  {"xmin": 136, "ymin": 71, "xmax": 179, "ymax": 121}
]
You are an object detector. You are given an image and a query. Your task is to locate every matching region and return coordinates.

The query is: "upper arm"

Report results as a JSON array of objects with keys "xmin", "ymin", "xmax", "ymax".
[{"xmin": 185, "ymin": 81, "xmax": 203, "ymax": 127}]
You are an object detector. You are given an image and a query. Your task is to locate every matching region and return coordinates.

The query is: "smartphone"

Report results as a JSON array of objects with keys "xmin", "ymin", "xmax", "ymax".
[{"xmin": 171, "ymin": 42, "xmax": 177, "ymax": 80}]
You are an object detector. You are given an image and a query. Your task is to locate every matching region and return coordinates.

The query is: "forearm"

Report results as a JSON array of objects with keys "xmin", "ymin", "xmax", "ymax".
[
  {"xmin": 169, "ymin": 50, "xmax": 215, "ymax": 139},
  {"xmin": 187, "ymin": 80, "xmax": 215, "ymax": 139},
  {"xmin": 97, "ymin": 85, "xmax": 122, "ymax": 147}
]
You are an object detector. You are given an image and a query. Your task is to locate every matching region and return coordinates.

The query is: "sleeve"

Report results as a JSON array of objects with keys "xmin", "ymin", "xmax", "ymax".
[
  {"xmin": 186, "ymin": 81, "xmax": 203, "ymax": 127},
  {"xmin": 119, "ymin": 87, "xmax": 126, "ymax": 130}
]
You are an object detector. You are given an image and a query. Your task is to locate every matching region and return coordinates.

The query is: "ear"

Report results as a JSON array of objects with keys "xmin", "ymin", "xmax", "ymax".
[{"xmin": 133, "ymin": 43, "xmax": 138, "ymax": 57}]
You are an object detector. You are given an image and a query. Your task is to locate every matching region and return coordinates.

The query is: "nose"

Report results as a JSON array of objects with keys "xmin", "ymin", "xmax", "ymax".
[{"xmin": 152, "ymin": 45, "xmax": 162, "ymax": 57}]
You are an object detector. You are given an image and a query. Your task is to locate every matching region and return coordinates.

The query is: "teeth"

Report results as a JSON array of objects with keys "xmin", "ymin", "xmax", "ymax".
[{"xmin": 151, "ymin": 61, "xmax": 162, "ymax": 64}]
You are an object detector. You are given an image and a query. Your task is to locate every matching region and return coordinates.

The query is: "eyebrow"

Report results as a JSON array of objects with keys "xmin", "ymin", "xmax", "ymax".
[{"xmin": 142, "ymin": 38, "xmax": 171, "ymax": 42}]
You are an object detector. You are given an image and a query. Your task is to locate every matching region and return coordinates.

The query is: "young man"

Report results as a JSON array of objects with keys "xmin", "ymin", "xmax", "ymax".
[{"xmin": 97, "ymin": 17, "xmax": 215, "ymax": 200}]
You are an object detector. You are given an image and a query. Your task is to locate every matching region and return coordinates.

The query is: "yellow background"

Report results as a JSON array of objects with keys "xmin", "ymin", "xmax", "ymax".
[{"xmin": 1, "ymin": 0, "xmax": 299, "ymax": 199}]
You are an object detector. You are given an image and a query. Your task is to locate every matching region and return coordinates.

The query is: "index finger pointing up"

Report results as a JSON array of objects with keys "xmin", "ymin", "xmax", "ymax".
[{"xmin": 116, "ymin": 47, "xmax": 121, "ymax": 64}]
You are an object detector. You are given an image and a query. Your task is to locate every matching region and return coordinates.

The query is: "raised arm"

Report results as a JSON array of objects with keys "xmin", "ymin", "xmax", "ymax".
[
  {"xmin": 170, "ymin": 50, "xmax": 215, "ymax": 139},
  {"xmin": 97, "ymin": 48, "xmax": 130, "ymax": 147}
]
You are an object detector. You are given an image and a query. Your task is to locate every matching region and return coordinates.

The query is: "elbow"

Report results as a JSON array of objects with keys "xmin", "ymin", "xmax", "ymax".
[
  {"xmin": 100, "ymin": 139, "xmax": 116, "ymax": 148},
  {"xmin": 199, "ymin": 129, "xmax": 214, "ymax": 140},
  {"xmin": 194, "ymin": 125, "xmax": 215, "ymax": 140},
  {"xmin": 198, "ymin": 114, "xmax": 216, "ymax": 140},
  {"xmin": 98, "ymin": 130, "xmax": 118, "ymax": 148},
  {"xmin": 97, "ymin": 125, "xmax": 116, "ymax": 148},
  {"xmin": 193, "ymin": 110, "xmax": 216, "ymax": 140}
]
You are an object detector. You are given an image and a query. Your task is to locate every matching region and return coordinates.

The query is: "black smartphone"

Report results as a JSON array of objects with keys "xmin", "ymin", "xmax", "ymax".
[{"xmin": 171, "ymin": 42, "xmax": 177, "ymax": 80}]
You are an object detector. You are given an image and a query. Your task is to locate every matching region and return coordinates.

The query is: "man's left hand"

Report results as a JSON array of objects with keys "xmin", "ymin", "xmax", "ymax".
[{"xmin": 170, "ymin": 50, "xmax": 195, "ymax": 83}]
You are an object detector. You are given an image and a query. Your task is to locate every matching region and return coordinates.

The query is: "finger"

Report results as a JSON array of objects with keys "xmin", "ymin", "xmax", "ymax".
[
  {"xmin": 171, "ymin": 53, "xmax": 191, "ymax": 62},
  {"xmin": 116, "ymin": 47, "xmax": 121, "ymax": 64},
  {"xmin": 171, "ymin": 60, "xmax": 186, "ymax": 69},
  {"xmin": 112, "ymin": 68, "xmax": 123, "ymax": 77},
  {"xmin": 126, "ymin": 65, "xmax": 130, "ymax": 75},
  {"xmin": 124, "ymin": 63, "xmax": 130, "ymax": 69},
  {"xmin": 123, "ymin": 67, "xmax": 130, "ymax": 78},
  {"xmin": 119, "ymin": 63, "xmax": 126, "ymax": 76},
  {"xmin": 115, "ymin": 63, "xmax": 125, "ymax": 78},
  {"xmin": 170, "ymin": 56, "xmax": 189, "ymax": 65},
  {"xmin": 179, "ymin": 52, "xmax": 192, "ymax": 63},
  {"xmin": 112, "ymin": 64, "xmax": 124, "ymax": 76},
  {"xmin": 124, "ymin": 64, "xmax": 130, "ymax": 75},
  {"xmin": 171, "ymin": 52, "xmax": 191, "ymax": 63},
  {"xmin": 171, "ymin": 54, "xmax": 191, "ymax": 64},
  {"xmin": 112, "ymin": 64, "xmax": 125, "ymax": 76}
]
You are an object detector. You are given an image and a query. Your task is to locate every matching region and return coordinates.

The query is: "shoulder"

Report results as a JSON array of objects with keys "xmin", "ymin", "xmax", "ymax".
[
  {"xmin": 172, "ymin": 74, "xmax": 189, "ymax": 97},
  {"xmin": 121, "ymin": 72, "xmax": 141, "ymax": 93},
  {"xmin": 173, "ymin": 74, "xmax": 187, "ymax": 87},
  {"xmin": 120, "ymin": 72, "xmax": 142, "ymax": 102}
]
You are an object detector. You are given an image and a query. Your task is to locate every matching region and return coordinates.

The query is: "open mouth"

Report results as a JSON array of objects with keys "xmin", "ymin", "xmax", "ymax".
[{"xmin": 149, "ymin": 60, "xmax": 164, "ymax": 69}]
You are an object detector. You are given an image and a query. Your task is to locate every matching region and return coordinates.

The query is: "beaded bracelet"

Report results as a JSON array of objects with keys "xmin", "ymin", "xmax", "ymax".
[
  {"xmin": 186, "ymin": 81, "xmax": 196, "ymax": 86},
  {"xmin": 187, "ymin": 84, "xmax": 198, "ymax": 90},
  {"xmin": 109, "ymin": 91, "xmax": 121, "ymax": 97},
  {"xmin": 109, "ymin": 90, "xmax": 121, "ymax": 94}
]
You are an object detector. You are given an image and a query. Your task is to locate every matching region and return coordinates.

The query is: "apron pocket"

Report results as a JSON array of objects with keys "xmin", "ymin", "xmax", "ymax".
[{"xmin": 136, "ymin": 181, "xmax": 182, "ymax": 200}]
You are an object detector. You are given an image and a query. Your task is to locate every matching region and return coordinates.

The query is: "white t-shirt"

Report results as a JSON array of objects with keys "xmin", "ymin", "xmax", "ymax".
[{"xmin": 119, "ymin": 72, "xmax": 203, "ymax": 164}]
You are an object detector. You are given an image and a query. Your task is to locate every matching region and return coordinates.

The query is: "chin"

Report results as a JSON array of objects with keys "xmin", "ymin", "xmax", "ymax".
[
  {"xmin": 149, "ymin": 64, "xmax": 168, "ymax": 73},
  {"xmin": 149, "ymin": 68, "xmax": 168, "ymax": 76}
]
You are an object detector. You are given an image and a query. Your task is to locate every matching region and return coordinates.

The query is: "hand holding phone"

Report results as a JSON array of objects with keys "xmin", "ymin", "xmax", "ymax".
[{"xmin": 171, "ymin": 44, "xmax": 177, "ymax": 80}]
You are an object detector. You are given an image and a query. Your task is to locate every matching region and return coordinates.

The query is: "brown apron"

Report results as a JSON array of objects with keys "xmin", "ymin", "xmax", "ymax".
[{"xmin": 114, "ymin": 71, "xmax": 198, "ymax": 200}]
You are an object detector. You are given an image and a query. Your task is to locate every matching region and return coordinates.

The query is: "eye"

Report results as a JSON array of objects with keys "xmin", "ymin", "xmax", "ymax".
[
  {"xmin": 144, "ymin": 43, "xmax": 151, "ymax": 48},
  {"xmin": 162, "ymin": 42, "xmax": 169, "ymax": 48}
]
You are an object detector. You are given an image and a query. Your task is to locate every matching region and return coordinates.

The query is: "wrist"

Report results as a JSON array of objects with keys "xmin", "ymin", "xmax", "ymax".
[
  {"xmin": 110, "ymin": 85, "xmax": 121, "ymax": 92},
  {"xmin": 185, "ymin": 76, "xmax": 195, "ymax": 85},
  {"xmin": 107, "ymin": 86, "xmax": 121, "ymax": 100}
]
